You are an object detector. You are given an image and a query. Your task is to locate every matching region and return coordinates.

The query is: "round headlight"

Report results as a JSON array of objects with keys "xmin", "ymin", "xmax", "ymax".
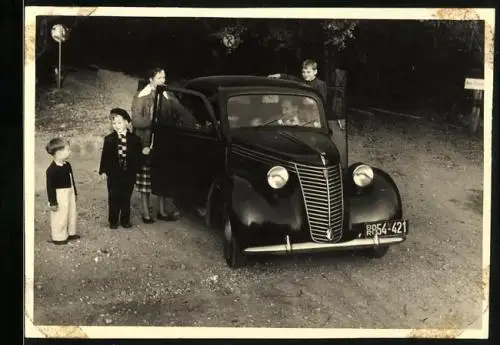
[
  {"xmin": 353, "ymin": 164, "xmax": 374, "ymax": 187},
  {"xmin": 267, "ymin": 166, "xmax": 289, "ymax": 189}
]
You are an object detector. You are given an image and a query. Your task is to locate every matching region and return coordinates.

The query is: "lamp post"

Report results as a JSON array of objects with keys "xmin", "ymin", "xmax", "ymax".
[{"xmin": 50, "ymin": 24, "xmax": 69, "ymax": 89}]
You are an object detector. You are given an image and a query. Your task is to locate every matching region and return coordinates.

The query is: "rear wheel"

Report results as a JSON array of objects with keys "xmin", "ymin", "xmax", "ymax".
[
  {"xmin": 363, "ymin": 245, "xmax": 389, "ymax": 259},
  {"xmin": 223, "ymin": 216, "xmax": 246, "ymax": 268}
]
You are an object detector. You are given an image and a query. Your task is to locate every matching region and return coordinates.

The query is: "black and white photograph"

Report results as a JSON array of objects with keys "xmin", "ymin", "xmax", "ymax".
[{"xmin": 24, "ymin": 6, "xmax": 494, "ymax": 339}]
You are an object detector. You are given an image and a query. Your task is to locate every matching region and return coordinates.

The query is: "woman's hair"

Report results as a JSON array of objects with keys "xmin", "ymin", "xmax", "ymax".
[
  {"xmin": 146, "ymin": 67, "xmax": 165, "ymax": 80},
  {"xmin": 138, "ymin": 68, "xmax": 165, "ymax": 90},
  {"xmin": 45, "ymin": 137, "xmax": 69, "ymax": 156}
]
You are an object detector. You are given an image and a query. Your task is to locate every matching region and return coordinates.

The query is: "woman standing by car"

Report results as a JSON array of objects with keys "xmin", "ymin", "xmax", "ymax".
[{"xmin": 131, "ymin": 67, "xmax": 180, "ymax": 223}]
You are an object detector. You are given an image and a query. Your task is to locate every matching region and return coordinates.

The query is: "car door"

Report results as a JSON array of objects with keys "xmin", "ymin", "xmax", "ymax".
[{"xmin": 153, "ymin": 86, "xmax": 225, "ymax": 208}]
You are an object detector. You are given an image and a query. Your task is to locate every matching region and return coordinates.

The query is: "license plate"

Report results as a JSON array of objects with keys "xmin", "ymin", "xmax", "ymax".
[{"xmin": 364, "ymin": 220, "xmax": 408, "ymax": 238}]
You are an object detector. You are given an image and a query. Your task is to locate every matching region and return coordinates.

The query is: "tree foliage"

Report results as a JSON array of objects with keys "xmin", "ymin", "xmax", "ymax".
[
  {"xmin": 421, "ymin": 20, "xmax": 484, "ymax": 67},
  {"xmin": 206, "ymin": 19, "xmax": 359, "ymax": 53},
  {"xmin": 320, "ymin": 20, "xmax": 358, "ymax": 49}
]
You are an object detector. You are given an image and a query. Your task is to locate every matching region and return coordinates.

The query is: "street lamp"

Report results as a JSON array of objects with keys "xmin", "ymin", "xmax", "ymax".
[{"xmin": 51, "ymin": 24, "xmax": 70, "ymax": 89}]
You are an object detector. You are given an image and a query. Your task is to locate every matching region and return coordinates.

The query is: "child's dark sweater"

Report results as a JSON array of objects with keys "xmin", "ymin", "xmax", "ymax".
[
  {"xmin": 46, "ymin": 161, "xmax": 77, "ymax": 206},
  {"xmin": 306, "ymin": 78, "xmax": 328, "ymax": 102},
  {"xmin": 278, "ymin": 74, "xmax": 328, "ymax": 101}
]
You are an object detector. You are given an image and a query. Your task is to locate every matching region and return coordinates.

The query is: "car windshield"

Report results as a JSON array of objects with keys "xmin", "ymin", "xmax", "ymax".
[{"xmin": 227, "ymin": 94, "xmax": 323, "ymax": 129}]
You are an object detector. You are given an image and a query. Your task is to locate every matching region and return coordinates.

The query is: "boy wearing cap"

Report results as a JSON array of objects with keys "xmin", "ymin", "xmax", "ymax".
[{"xmin": 99, "ymin": 108, "xmax": 143, "ymax": 229}]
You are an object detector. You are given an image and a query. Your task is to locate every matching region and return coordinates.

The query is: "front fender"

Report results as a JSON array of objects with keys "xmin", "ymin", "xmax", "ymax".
[
  {"xmin": 348, "ymin": 166, "xmax": 403, "ymax": 226},
  {"xmin": 226, "ymin": 173, "xmax": 305, "ymax": 244}
]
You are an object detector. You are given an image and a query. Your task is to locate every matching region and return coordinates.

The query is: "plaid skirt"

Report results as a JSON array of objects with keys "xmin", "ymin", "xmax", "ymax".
[{"xmin": 136, "ymin": 162, "xmax": 152, "ymax": 193}]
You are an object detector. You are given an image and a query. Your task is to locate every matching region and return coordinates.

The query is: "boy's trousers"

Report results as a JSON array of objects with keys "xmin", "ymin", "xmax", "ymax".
[
  {"xmin": 50, "ymin": 187, "xmax": 77, "ymax": 241},
  {"xmin": 107, "ymin": 170, "xmax": 135, "ymax": 225}
]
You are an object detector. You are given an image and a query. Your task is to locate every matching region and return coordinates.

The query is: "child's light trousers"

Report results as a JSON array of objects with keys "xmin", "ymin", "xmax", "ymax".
[{"xmin": 50, "ymin": 187, "xmax": 77, "ymax": 241}]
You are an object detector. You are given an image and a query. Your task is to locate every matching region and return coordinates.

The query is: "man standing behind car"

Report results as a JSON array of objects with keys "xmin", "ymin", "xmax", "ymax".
[{"xmin": 268, "ymin": 59, "xmax": 328, "ymax": 102}]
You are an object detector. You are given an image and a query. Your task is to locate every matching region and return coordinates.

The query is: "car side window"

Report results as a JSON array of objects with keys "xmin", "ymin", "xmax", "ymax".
[{"xmin": 157, "ymin": 91, "xmax": 214, "ymax": 134}]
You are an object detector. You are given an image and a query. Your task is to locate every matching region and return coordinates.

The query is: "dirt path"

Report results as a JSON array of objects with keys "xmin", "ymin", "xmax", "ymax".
[{"xmin": 32, "ymin": 70, "xmax": 484, "ymax": 329}]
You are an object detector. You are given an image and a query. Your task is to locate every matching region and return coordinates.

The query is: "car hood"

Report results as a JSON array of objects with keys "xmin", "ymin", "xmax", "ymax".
[{"xmin": 230, "ymin": 127, "xmax": 340, "ymax": 165}]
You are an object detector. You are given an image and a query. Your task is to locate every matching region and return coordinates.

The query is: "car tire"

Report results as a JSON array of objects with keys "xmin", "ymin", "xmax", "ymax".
[
  {"xmin": 223, "ymin": 217, "xmax": 246, "ymax": 268},
  {"xmin": 364, "ymin": 245, "xmax": 389, "ymax": 259}
]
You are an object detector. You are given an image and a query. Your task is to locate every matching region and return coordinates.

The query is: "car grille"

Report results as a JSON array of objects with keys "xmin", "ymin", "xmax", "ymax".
[{"xmin": 295, "ymin": 163, "xmax": 344, "ymax": 243}]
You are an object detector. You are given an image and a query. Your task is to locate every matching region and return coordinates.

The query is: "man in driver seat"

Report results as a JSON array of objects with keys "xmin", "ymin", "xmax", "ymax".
[{"xmin": 280, "ymin": 99, "xmax": 300, "ymax": 125}]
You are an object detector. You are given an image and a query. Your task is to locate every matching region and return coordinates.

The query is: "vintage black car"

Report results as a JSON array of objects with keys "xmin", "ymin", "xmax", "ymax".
[{"xmin": 150, "ymin": 75, "xmax": 409, "ymax": 268}]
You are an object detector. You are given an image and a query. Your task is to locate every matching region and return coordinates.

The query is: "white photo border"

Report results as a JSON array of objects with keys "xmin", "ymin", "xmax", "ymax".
[{"xmin": 24, "ymin": 6, "xmax": 495, "ymax": 339}]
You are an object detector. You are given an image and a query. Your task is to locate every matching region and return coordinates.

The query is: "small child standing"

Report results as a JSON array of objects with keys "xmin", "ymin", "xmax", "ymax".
[
  {"xmin": 99, "ymin": 108, "xmax": 143, "ymax": 229},
  {"xmin": 45, "ymin": 138, "xmax": 80, "ymax": 245}
]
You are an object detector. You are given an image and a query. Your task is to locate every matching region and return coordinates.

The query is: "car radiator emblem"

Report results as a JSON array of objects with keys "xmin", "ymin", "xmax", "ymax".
[
  {"xmin": 320, "ymin": 152, "xmax": 327, "ymax": 166},
  {"xmin": 326, "ymin": 228, "xmax": 333, "ymax": 240}
]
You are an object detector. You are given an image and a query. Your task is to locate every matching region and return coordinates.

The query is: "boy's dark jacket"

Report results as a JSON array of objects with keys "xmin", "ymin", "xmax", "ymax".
[
  {"xmin": 99, "ymin": 131, "xmax": 143, "ymax": 176},
  {"xmin": 278, "ymin": 74, "xmax": 328, "ymax": 102}
]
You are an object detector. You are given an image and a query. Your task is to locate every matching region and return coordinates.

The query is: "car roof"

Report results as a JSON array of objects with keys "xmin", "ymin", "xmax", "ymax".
[{"xmin": 184, "ymin": 75, "xmax": 315, "ymax": 96}]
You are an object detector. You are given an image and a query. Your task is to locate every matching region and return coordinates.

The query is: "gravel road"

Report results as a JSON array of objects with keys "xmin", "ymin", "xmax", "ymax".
[{"xmin": 31, "ymin": 70, "xmax": 485, "ymax": 330}]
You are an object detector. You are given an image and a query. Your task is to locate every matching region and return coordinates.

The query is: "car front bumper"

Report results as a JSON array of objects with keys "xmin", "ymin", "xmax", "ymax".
[{"xmin": 243, "ymin": 234, "xmax": 406, "ymax": 255}]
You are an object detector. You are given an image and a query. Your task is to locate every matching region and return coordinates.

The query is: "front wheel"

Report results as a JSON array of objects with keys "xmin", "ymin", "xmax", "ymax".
[
  {"xmin": 363, "ymin": 245, "xmax": 389, "ymax": 259},
  {"xmin": 223, "ymin": 217, "xmax": 246, "ymax": 268}
]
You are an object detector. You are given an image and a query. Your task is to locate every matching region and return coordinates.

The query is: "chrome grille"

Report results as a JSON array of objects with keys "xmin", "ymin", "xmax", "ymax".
[{"xmin": 295, "ymin": 163, "xmax": 344, "ymax": 243}]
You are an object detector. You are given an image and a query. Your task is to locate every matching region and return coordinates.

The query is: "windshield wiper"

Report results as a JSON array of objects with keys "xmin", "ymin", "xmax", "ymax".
[
  {"xmin": 288, "ymin": 118, "xmax": 320, "ymax": 128},
  {"xmin": 261, "ymin": 115, "xmax": 286, "ymax": 127},
  {"xmin": 259, "ymin": 116, "xmax": 320, "ymax": 128}
]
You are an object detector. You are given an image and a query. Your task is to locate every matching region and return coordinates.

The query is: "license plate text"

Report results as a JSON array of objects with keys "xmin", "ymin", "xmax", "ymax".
[{"xmin": 365, "ymin": 220, "xmax": 407, "ymax": 237}]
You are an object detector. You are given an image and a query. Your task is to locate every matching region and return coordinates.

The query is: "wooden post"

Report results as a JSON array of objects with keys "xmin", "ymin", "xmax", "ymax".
[
  {"xmin": 469, "ymin": 89, "xmax": 483, "ymax": 135},
  {"xmin": 464, "ymin": 77, "xmax": 484, "ymax": 135},
  {"xmin": 332, "ymin": 69, "xmax": 347, "ymax": 118},
  {"xmin": 328, "ymin": 69, "xmax": 348, "ymax": 170}
]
